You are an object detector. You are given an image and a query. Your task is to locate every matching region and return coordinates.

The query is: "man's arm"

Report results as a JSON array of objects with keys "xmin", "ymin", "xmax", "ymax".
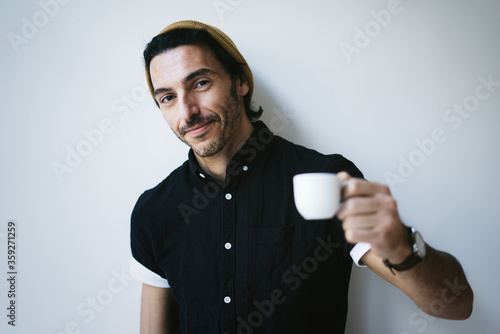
[
  {"xmin": 336, "ymin": 172, "xmax": 473, "ymax": 320},
  {"xmin": 361, "ymin": 246, "xmax": 473, "ymax": 319},
  {"xmin": 140, "ymin": 284, "xmax": 179, "ymax": 334}
]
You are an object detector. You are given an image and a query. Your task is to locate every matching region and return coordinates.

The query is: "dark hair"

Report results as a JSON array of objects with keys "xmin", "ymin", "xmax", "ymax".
[{"xmin": 144, "ymin": 28, "xmax": 263, "ymax": 122}]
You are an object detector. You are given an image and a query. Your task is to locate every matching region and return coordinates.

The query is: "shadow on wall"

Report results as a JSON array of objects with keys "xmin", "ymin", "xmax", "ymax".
[
  {"xmin": 346, "ymin": 265, "xmax": 491, "ymax": 334},
  {"xmin": 345, "ymin": 265, "xmax": 387, "ymax": 334},
  {"xmin": 252, "ymin": 76, "xmax": 307, "ymax": 145}
]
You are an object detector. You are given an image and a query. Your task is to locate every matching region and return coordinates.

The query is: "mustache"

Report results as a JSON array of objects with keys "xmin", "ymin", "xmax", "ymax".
[{"xmin": 179, "ymin": 114, "xmax": 221, "ymax": 135}]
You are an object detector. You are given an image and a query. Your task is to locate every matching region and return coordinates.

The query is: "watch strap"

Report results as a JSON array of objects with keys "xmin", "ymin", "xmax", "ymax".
[{"xmin": 383, "ymin": 226, "xmax": 423, "ymax": 274}]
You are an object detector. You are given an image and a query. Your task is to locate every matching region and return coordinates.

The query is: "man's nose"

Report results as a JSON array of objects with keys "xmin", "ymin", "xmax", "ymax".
[{"xmin": 178, "ymin": 93, "xmax": 200, "ymax": 121}]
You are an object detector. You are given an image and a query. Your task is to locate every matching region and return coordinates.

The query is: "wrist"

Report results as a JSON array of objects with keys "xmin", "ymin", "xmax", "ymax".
[
  {"xmin": 383, "ymin": 226, "xmax": 426, "ymax": 274},
  {"xmin": 386, "ymin": 242, "xmax": 412, "ymax": 264},
  {"xmin": 386, "ymin": 224, "xmax": 412, "ymax": 264}
]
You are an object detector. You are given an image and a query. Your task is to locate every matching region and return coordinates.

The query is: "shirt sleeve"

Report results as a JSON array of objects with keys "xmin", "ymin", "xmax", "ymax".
[
  {"xmin": 350, "ymin": 242, "xmax": 371, "ymax": 267},
  {"xmin": 130, "ymin": 257, "xmax": 170, "ymax": 288},
  {"xmin": 326, "ymin": 154, "xmax": 364, "ymax": 179},
  {"xmin": 130, "ymin": 191, "xmax": 169, "ymax": 283}
]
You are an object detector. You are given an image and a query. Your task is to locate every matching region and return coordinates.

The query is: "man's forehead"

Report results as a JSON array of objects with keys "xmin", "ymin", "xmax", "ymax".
[{"xmin": 149, "ymin": 44, "xmax": 219, "ymax": 84}]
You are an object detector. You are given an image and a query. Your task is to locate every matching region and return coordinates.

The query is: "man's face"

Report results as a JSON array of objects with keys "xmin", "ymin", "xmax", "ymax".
[{"xmin": 149, "ymin": 43, "xmax": 249, "ymax": 158}]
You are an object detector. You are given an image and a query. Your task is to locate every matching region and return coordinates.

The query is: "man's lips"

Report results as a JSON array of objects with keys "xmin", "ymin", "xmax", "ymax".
[{"xmin": 183, "ymin": 120, "xmax": 213, "ymax": 137}]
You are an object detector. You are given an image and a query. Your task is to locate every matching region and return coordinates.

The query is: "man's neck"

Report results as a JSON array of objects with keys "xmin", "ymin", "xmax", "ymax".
[{"xmin": 196, "ymin": 119, "xmax": 254, "ymax": 182}]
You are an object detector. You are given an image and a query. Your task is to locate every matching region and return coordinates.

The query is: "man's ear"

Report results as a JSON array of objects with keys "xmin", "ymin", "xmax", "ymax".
[{"xmin": 237, "ymin": 75, "xmax": 250, "ymax": 97}]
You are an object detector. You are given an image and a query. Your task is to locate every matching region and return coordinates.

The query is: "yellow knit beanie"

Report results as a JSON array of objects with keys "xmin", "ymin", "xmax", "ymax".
[{"xmin": 145, "ymin": 20, "xmax": 254, "ymax": 106}]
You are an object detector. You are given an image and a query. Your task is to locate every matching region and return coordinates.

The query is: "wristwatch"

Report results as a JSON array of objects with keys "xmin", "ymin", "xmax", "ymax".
[{"xmin": 383, "ymin": 226, "xmax": 426, "ymax": 273}]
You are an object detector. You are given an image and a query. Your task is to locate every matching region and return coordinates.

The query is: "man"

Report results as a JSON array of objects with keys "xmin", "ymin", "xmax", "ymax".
[{"xmin": 130, "ymin": 20, "xmax": 473, "ymax": 334}]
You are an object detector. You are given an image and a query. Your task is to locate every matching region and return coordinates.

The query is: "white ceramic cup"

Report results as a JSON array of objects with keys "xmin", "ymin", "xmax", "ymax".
[{"xmin": 293, "ymin": 172, "xmax": 341, "ymax": 220}]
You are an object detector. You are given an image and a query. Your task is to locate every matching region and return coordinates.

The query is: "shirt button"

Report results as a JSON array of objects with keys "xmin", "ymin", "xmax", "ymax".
[
  {"xmin": 224, "ymin": 242, "xmax": 232, "ymax": 250},
  {"xmin": 242, "ymin": 165, "xmax": 248, "ymax": 172},
  {"xmin": 225, "ymin": 193, "xmax": 232, "ymax": 200},
  {"xmin": 199, "ymin": 173, "xmax": 205, "ymax": 179},
  {"xmin": 224, "ymin": 296, "xmax": 231, "ymax": 304}
]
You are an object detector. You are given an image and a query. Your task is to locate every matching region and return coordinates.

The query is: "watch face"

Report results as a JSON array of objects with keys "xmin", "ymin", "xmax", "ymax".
[{"xmin": 414, "ymin": 231, "xmax": 426, "ymax": 258}]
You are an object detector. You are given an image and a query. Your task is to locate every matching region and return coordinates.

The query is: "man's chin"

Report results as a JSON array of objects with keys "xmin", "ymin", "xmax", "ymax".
[{"xmin": 190, "ymin": 139, "xmax": 225, "ymax": 158}]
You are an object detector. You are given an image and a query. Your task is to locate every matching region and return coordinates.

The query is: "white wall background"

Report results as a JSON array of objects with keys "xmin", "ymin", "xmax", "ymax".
[{"xmin": 1, "ymin": 0, "xmax": 499, "ymax": 333}]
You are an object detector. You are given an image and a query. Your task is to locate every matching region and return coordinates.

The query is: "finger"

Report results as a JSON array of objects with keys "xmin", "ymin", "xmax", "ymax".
[
  {"xmin": 339, "ymin": 195, "xmax": 398, "ymax": 221},
  {"xmin": 342, "ymin": 179, "xmax": 391, "ymax": 200},
  {"xmin": 344, "ymin": 226, "xmax": 377, "ymax": 244},
  {"xmin": 336, "ymin": 171, "xmax": 351, "ymax": 184},
  {"xmin": 343, "ymin": 210, "xmax": 402, "ymax": 245},
  {"xmin": 342, "ymin": 214, "xmax": 378, "ymax": 231},
  {"xmin": 337, "ymin": 197, "xmax": 378, "ymax": 220},
  {"xmin": 337, "ymin": 172, "xmax": 353, "ymax": 203},
  {"xmin": 338, "ymin": 172, "xmax": 355, "ymax": 201}
]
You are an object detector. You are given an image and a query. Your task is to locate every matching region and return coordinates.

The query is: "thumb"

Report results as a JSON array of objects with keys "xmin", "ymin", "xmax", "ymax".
[
  {"xmin": 337, "ymin": 171, "xmax": 351, "ymax": 202},
  {"xmin": 336, "ymin": 171, "xmax": 351, "ymax": 184}
]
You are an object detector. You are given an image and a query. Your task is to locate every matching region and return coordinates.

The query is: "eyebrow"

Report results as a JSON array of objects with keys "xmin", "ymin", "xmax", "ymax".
[{"xmin": 153, "ymin": 68, "xmax": 216, "ymax": 97}]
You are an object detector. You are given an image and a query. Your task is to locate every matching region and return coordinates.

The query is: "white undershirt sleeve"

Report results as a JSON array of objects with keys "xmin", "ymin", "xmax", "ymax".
[
  {"xmin": 129, "ymin": 257, "xmax": 170, "ymax": 288},
  {"xmin": 349, "ymin": 242, "xmax": 371, "ymax": 267}
]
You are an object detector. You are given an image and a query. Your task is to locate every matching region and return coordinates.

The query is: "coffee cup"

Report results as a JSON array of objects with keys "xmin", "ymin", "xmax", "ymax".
[{"xmin": 293, "ymin": 172, "xmax": 341, "ymax": 220}]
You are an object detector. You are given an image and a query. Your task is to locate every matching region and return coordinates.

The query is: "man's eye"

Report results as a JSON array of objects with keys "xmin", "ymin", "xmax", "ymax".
[
  {"xmin": 196, "ymin": 80, "xmax": 209, "ymax": 87},
  {"xmin": 161, "ymin": 95, "xmax": 174, "ymax": 103}
]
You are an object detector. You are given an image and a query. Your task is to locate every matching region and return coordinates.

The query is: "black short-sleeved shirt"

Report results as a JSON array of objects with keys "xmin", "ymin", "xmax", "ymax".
[{"xmin": 131, "ymin": 121, "xmax": 364, "ymax": 334}]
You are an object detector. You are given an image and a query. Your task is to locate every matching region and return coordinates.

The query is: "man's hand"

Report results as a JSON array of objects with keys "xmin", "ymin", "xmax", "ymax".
[
  {"xmin": 336, "ymin": 171, "xmax": 411, "ymax": 264},
  {"xmin": 336, "ymin": 172, "xmax": 473, "ymax": 320}
]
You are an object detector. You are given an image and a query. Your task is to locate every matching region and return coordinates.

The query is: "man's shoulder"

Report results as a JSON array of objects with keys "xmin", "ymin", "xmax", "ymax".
[
  {"xmin": 271, "ymin": 135, "xmax": 363, "ymax": 178},
  {"xmin": 272, "ymin": 135, "xmax": 330, "ymax": 158},
  {"xmin": 134, "ymin": 160, "xmax": 190, "ymax": 213}
]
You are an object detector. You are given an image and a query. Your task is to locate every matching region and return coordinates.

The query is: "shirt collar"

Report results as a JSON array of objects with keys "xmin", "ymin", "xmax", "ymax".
[{"xmin": 188, "ymin": 121, "xmax": 274, "ymax": 182}]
